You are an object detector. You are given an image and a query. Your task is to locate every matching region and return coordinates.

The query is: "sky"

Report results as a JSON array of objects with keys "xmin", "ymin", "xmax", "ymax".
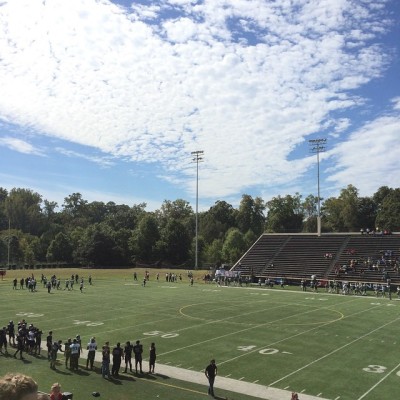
[{"xmin": 0, "ymin": 0, "xmax": 399, "ymax": 212}]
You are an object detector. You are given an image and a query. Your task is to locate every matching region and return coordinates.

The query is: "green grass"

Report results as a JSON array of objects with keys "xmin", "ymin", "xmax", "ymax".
[{"xmin": 1, "ymin": 268, "xmax": 400, "ymax": 400}]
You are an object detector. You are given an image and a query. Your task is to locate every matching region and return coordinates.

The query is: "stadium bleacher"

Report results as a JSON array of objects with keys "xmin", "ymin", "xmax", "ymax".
[{"xmin": 232, "ymin": 233, "xmax": 400, "ymax": 285}]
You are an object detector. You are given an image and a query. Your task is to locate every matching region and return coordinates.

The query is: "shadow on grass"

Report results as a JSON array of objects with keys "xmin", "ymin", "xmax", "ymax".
[
  {"xmin": 153, "ymin": 373, "xmax": 170, "ymax": 380},
  {"xmin": 51, "ymin": 368, "xmax": 73, "ymax": 376}
]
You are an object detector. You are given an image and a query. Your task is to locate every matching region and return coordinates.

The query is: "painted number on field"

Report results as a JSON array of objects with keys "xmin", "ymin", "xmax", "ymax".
[
  {"xmin": 363, "ymin": 365, "xmax": 387, "ymax": 373},
  {"xmin": 16, "ymin": 312, "xmax": 44, "ymax": 318},
  {"xmin": 237, "ymin": 346, "xmax": 279, "ymax": 355},
  {"xmin": 259, "ymin": 348, "xmax": 279, "ymax": 355},
  {"xmin": 238, "ymin": 345, "xmax": 257, "ymax": 351},
  {"xmin": 143, "ymin": 331, "xmax": 179, "ymax": 338},
  {"xmin": 73, "ymin": 320, "xmax": 104, "ymax": 327}
]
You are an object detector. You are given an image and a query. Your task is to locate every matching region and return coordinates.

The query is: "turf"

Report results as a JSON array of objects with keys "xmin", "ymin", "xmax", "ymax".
[{"xmin": 1, "ymin": 268, "xmax": 400, "ymax": 400}]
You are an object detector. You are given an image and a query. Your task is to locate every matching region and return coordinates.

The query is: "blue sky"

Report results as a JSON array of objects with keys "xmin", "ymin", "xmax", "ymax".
[{"xmin": 0, "ymin": 0, "xmax": 399, "ymax": 212}]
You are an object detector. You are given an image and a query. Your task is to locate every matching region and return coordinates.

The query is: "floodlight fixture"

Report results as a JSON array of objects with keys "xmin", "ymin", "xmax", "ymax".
[
  {"xmin": 309, "ymin": 138, "xmax": 327, "ymax": 236},
  {"xmin": 191, "ymin": 151, "xmax": 204, "ymax": 270}
]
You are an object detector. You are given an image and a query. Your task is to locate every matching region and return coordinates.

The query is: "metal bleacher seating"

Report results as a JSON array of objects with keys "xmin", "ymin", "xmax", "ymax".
[{"xmin": 232, "ymin": 233, "xmax": 400, "ymax": 285}]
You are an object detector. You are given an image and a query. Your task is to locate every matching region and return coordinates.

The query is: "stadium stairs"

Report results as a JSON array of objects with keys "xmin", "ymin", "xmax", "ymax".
[{"xmin": 231, "ymin": 233, "xmax": 400, "ymax": 285}]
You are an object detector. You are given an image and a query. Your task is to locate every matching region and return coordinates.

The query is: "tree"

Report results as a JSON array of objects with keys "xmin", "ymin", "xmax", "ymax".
[
  {"xmin": 129, "ymin": 214, "xmax": 160, "ymax": 263},
  {"xmin": 47, "ymin": 232, "xmax": 73, "ymax": 263},
  {"xmin": 204, "ymin": 239, "xmax": 224, "ymax": 265},
  {"xmin": 61, "ymin": 193, "xmax": 89, "ymax": 227},
  {"xmin": 265, "ymin": 194, "xmax": 303, "ymax": 232},
  {"xmin": 5, "ymin": 188, "xmax": 45, "ymax": 235},
  {"xmin": 302, "ymin": 195, "xmax": 318, "ymax": 233},
  {"xmin": 77, "ymin": 224, "xmax": 124, "ymax": 266},
  {"xmin": 159, "ymin": 219, "xmax": 191, "ymax": 265},
  {"xmin": 156, "ymin": 199, "xmax": 193, "ymax": 228},
  {"xmin": 221, "ymin": 228, "xmax": 246, "ymax": 264},
  {"xmin": 357, "ymin": 197, "xmax": 377, "ymax": 231},
  {"xmin": 338, "ymin": 185, "xmax": 359, "ymax": 231},
  {"xmin": 200, "ymin": 200, "xmax": 237, "ymax": 244},
  {"xmin": 236, "ymin": 195, "xmax": 265, "ymax": 235},
  {"xmin": 375, "ymin": 189, "xmax": 400, "ymax": 231}
]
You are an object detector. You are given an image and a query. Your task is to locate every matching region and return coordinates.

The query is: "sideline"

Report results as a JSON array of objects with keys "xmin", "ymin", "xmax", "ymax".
[{"xmin": 48, "ymin": 345, "xmax": 330, "ymax": 400}]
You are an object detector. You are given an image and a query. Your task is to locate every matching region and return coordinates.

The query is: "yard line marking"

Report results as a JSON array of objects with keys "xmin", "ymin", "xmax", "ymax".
[
  {"xmin": 217, "ymin": 303, "xmax": 382, "ymax": 368},
  {"xmin": 238, "ymin": 377, "xmax": 244, "ymax": 381},
  {"xmin": 334, "ymin": 396, "xmax": 341, "ymax": 399},
  {"xmin": 269, "ymin": 314, "xmax": 400, "ymax": 386},
  {"xmin": 225, "ymin": 374, "xmax": 231, "ymax": 377},
  {"xmin": 357, "ymin": 360, "xmax": 400, "ymax": 400},
  {"xmin": 253, "ymin": 380, "xmax": 259, "ymax": 383}
]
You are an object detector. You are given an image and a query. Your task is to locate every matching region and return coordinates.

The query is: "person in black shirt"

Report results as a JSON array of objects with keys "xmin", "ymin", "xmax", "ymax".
[
  {"xmin": 13, "ymin": 333, "xmax": 25, "ymax": 360},
  {"xmin": 205, "ymin": 359, "xmax": 217, "ymax": 397},
  {"xmin": 46, "ymin": 331, "xmax": 53, "ymax": 360},
  {"xmin": 123, "ymin": 341, "xmax": 133, "ymax": 373},
  {"xmin": 149, "ymin": 342, "xmax": 156, "ymax": 374},
  {"xmin": 111, "ymin": 342, "xmax": 123, "ymax": 377},
  {"xmin": 133, "ymin": 340, "xmax": 143, "ymax": 374}
]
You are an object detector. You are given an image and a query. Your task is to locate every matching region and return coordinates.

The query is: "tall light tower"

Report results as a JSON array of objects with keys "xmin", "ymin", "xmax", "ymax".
[
  {"xmin": 309, "ymin": 138, "xmax": 327, "ymax": 237},
  {"xmin": 7, "ymin": 219, "xmax": 10, "ymax": 267},
  {"xmin": 191, "ymin": 150, "xmax": 204, "ymax": 269}
]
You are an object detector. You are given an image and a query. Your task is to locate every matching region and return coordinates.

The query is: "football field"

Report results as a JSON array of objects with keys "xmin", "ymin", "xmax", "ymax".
[{"xmin": 1, "ymin": 268, "xmax": 400, "ymax": 400}]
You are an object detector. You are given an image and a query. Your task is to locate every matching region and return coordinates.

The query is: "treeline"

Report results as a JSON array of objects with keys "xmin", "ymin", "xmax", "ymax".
[{"xmin": 0, "ymin": 184, "xmax": 399, "ymax": 268}]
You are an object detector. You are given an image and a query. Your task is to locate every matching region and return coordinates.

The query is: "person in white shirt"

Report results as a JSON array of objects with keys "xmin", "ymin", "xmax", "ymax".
[{"xmin": 86, "ymin": 337, "xmax": 97, "ymax": 370}]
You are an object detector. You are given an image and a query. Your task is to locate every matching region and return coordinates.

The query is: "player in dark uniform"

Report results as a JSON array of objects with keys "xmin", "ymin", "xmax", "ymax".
[
  {"xmin": 133, "ymin": 340, "xmax": 143, "ymax": 374},
  {"xmin": 13, "ymin": 332, "xmax": 25, "ymax": 360},
  {"xmin": 111, "ymin": 342, "xmax": 123, "ymax": 377},
  {"xmin": 7, "ymin": 321, "xmax": 15, "ymax": 347},
  {"xmin": 124, "ymin": 341, "xmax": 133, "ymax": 373},
  {"xmin": 0, "ymin": 327, "xmax": 8, "ymax": 355},
  {"xmin": 46, "ymin": 331, "xmax": 53, "ymax": 360},
  {"xmin": 149, "ymin": 342, "xmax": 156, "ymax": 373}
]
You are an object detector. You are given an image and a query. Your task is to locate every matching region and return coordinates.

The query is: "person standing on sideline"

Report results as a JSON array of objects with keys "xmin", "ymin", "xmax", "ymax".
[
  {"xmin": 69, "ymin": 339, "xmax": 80, "ymax": 371},
  {"xmin": 50, "ymin": 340, "xmax": 63, "ymax": 369},
  {"xmin": 133, "ymin": 340, "xmax": 143, "ymax": 374},
  {"xmin": 205, "ymin": 359, "xmax": 217, "ymax": 397},
  {"xmin": 123, "ymin": 341, "xmax": 133, "ymax": 373},
  {"xmin": 148, "ymin": 342, "xmax": 156, "ymax": 373},
  {"xmin": 101, "ymin": 342, "xmax": 111, "ymax": 379},
  {"xmin": 86, "ymin": 337, "xmax": 97, "ymax": 370},
  {"xmin": 111, "ymin": 342, "xmax": 123, "ymax": 377},
  {"xmin": 64, "ymin": 338, "xmax": 72, "ymax": 369},
  {"xmin": 46, "ymin": 331, "xmax": 53, "ymax": 360}
]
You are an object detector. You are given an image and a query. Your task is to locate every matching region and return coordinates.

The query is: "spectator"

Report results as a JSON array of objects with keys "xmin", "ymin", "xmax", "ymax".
[
  {"xmin": 49, "ymin": 383, "xmax": 62, "ymax": 400},
  {"xmin": 0, "ymin": 373, "xmax": 38, "ymax": 400}
]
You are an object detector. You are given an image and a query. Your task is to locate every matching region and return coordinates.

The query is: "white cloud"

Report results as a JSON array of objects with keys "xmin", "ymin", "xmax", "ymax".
[
  {"xmin": 0, "ymin": 137, "xmax": 44, "ymax": 155},
  {"xmin": 327, "ymin": 108, "xmax": 400, "ymax": 196},
  {"xmin": 55, "ymin": 147, "xmax": 115, "ymax": 168},
  {"xmin": 0, "ymin": 0, "xmax": 395, "ymax": 202}
]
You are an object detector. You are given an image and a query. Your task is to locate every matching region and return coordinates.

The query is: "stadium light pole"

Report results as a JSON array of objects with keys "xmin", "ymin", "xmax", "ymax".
[
  {"xmin": 7, "ymin": 218, "xmax": 10, "ymax": 268},
  {"xmin": 191, "ymin": 150, "xmax": 204, "ymax": 270},
  {"xmin": 309, "ymin": 138, "xmax": 327, "ymax": 237}
]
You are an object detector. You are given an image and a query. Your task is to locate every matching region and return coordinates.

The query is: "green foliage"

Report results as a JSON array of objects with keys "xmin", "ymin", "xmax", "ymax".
[
  {"xmin": 265, "ymin": 193, "xmax": 304, "ymax": 232},
  {"xmin": 375, "ymin": 188, "xmax": 400, "ymax": 231},
  {"xmin": 222, "ymin": 228, "xmax": 246, "ymax": 264},
  {"xmin": 129, "ymin": 214, "xmax": 160, "ymax": 263},
  {"xmin": 0, "ymin": 184, "xmax": 399, "ymax": 267},
  {"xmin": 47, "ymin": 232, "xmax": 73, "ymax": 263}
]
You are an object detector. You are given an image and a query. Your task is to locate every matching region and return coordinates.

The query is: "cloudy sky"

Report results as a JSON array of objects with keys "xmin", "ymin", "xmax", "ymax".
[{"xmin": 0, "ymin": 0, "xmax": 399, "ymax": 211}]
